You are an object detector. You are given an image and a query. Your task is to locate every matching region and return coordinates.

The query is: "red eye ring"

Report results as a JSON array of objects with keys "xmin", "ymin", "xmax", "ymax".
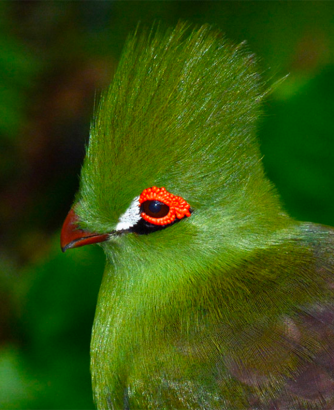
[{"xmin": 138, "ymin": 186, "xmax": 191, "ymax": 226}]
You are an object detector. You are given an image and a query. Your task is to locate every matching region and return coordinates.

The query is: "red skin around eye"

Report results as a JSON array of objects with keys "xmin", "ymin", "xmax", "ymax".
[{"xmin": 138, "ymin": 186, "xmax": 191, "ymax": 226}]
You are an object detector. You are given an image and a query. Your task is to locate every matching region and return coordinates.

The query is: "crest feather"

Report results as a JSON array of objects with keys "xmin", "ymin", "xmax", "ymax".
[{"xmin": 78, "ymin": 22, "xmax": 275, "ymax": 231}]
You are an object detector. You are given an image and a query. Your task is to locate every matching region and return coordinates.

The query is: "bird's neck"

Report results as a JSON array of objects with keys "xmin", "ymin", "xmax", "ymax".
[{"xmin": 90, "ymin": 221, "xmax": 309, "ymax": 408}]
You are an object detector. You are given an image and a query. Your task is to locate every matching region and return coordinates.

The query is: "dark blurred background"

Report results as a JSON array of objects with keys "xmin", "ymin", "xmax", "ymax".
[{"xmin": 0, "ymin": 2, "xmax": 333, "ymax": 409}]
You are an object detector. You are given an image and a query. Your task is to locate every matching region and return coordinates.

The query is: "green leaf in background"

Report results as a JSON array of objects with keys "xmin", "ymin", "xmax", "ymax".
[{"xmin": 260, "ymin": 66, "xmax": 334, "ymax": 226}]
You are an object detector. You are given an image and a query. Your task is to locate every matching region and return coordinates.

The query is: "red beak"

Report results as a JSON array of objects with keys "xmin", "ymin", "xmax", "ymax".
[{"xmin": 61, "ymin": 208, "xmax": 109, "ymax": 252}]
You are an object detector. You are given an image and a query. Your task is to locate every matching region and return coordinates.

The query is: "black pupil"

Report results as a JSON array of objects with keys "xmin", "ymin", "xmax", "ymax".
[
  {"xmin": 149, "ymin": 201, "xmax": 162, "ymax": 213},
  {"xmin": 142, "ymin": 200, "xmax": 169, "ymax": 218}
]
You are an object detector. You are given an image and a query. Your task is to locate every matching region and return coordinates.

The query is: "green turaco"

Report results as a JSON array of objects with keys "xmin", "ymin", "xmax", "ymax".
[{"xmin": 61, "ymin": 23, "xmax": 334, "ymax": 409}]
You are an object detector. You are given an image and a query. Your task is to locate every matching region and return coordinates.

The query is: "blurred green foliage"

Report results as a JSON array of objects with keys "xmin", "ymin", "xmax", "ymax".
[
  {"xmin": 0, "ymin": 3, "xmax": 39, "ymax": 140},
  {"xmin": 0, "ymin": 240, "xmax": 104, "ymax": 408},
  {"xmin": 261, "ymin": 67, "xmax": 334, "ymax": 226},
  {"xmin": 0, "ymin": 2, "xmax": 333, "ymax": 409}
]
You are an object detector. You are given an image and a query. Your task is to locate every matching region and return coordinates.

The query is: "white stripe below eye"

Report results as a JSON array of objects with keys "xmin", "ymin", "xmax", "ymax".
[{"xmin": 116, "ymin": 196, "xmax": 141, "ymax": 231}]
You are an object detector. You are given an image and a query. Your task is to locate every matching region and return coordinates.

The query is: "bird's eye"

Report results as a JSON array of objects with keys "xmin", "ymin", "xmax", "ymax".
[
  {"xmin": 139, "ymin": 186, "xmax": 191, "ymax": 227},
  {"xmin": 141, "ymin": 200, "xmax": 169, "ymax": 219},
  {"xmin": 116, "ymin": 186, "xmax": 191, "ymax": 234}
]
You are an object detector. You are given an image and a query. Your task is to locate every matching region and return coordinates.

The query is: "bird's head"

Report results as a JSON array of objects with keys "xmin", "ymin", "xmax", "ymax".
[{"xmin": 61, "ymin": 23, "xmax": 288, "ymax": 286}]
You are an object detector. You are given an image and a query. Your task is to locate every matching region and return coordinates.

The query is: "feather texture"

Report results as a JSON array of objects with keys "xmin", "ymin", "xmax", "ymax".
[{"xmin": 63, "ymin": 23, "xmax": 334, "ymax": 409}]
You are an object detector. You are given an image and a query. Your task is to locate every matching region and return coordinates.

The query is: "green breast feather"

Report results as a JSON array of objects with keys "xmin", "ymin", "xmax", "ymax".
[{"xmin": 61, "ymin": 22, "xmax": 334, "ymax": 409}]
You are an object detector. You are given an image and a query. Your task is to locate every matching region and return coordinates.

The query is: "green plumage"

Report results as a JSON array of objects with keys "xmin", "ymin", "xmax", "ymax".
[{"xmin": 66, "ymin": 23, "xmax": 334, "ymax": 409}]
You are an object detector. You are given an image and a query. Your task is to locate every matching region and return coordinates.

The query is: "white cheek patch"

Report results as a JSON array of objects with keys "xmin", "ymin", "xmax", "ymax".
[{"xmin": 116, "ymin": 196, "xmax": 141, "ymax": 231}]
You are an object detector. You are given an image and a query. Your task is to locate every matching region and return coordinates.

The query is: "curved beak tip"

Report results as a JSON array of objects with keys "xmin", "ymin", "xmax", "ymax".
[{"xmin": 60, "ymin": 208, "xmax": 109, "ymax": 251}]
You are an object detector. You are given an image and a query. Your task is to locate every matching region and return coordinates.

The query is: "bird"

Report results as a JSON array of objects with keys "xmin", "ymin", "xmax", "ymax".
[{"xmin": 61, "ymin": 22, "xmax": 334, "ymax": 410}]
